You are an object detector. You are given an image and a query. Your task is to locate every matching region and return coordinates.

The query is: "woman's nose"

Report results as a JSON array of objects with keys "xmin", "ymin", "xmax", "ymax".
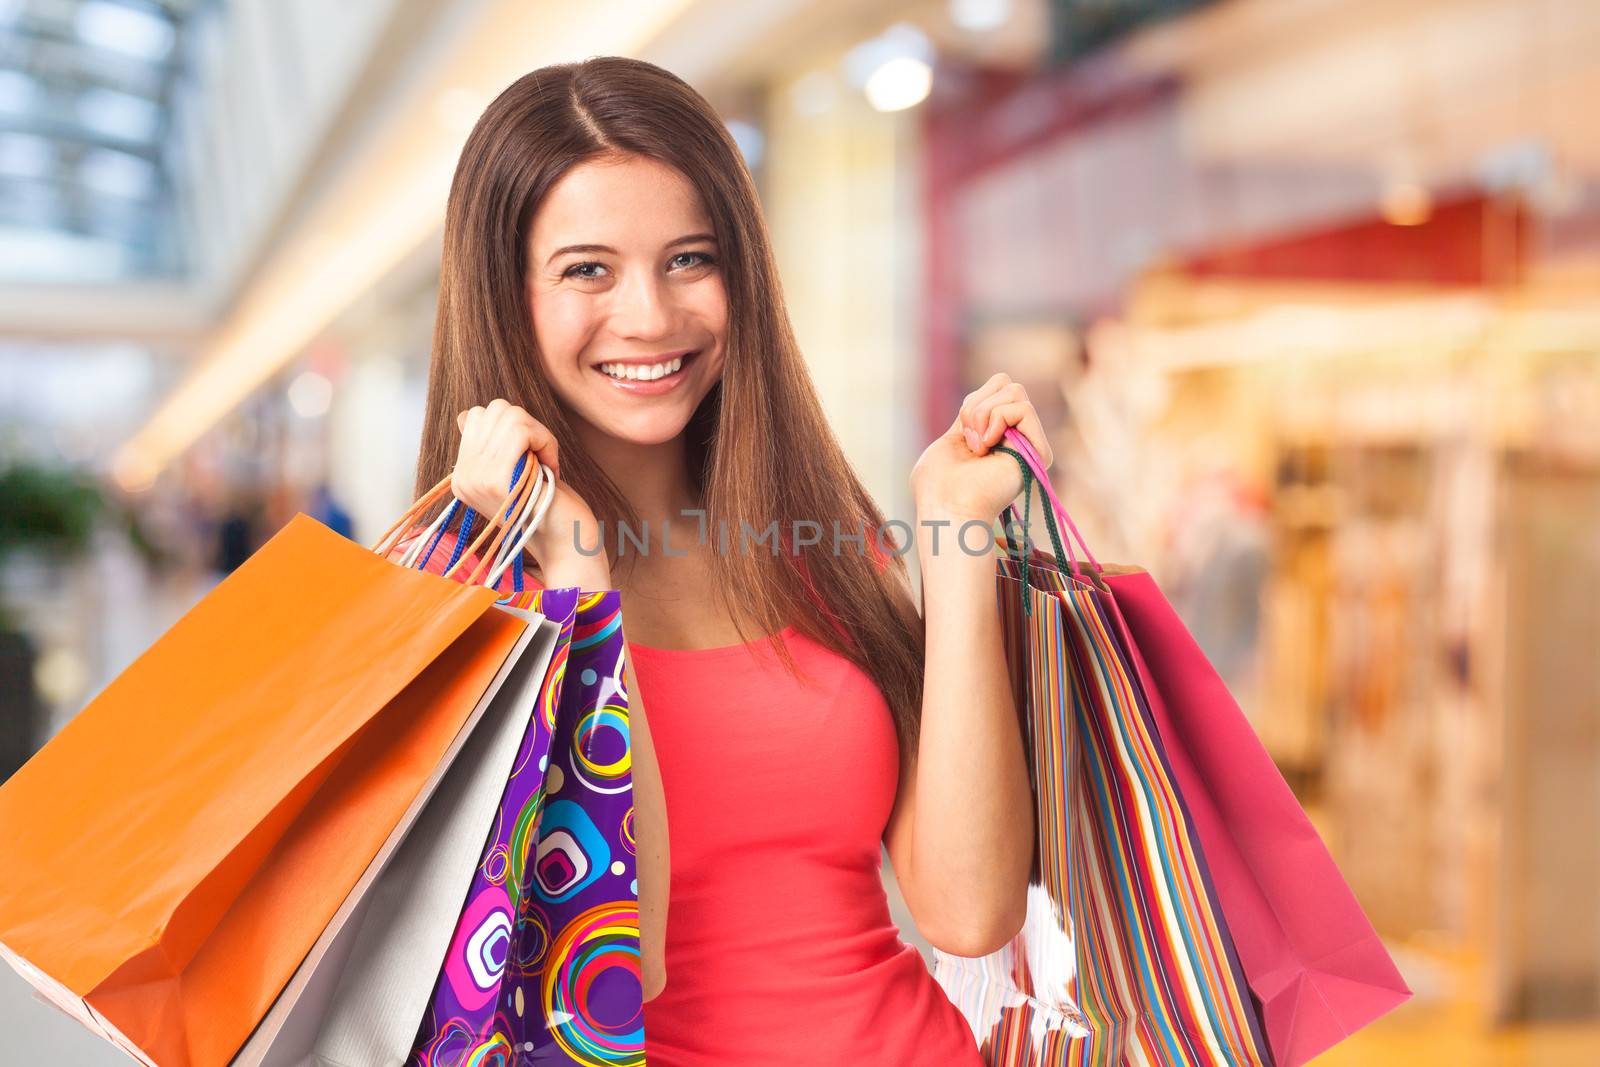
[{"xmin": 611, "ymin": 269, "xmax": 678, "ymax": 340}]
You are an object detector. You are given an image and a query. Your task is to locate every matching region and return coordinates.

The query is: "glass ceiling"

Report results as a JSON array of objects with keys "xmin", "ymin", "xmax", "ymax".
[{"xmin": 0, "ymin": 0, "xmax": 205, "ymax": 282}]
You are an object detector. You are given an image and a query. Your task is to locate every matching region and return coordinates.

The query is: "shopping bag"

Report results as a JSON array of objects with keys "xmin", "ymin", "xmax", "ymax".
[
  {"xmin": 234, "ymin": 604, "xmax": 566, "ymax": 1066},
  {"xmin": 0, "ymin": 515, "xmax": 527, "ymax": 1067},
  {"xmin": 933, "ymin": 432, "xmax": 1274, "ymax": 1066},
  {"xmin": 0, "ymin": 461, "xmax": 553, "ymax": 1067},
  {"xmin": 937, "ymin": 427, "xmax": 1409, "ymax": 1066},
  {"xmin": 236, "ymin": 449, "xmax": 595, "ymax": 1066},
  {"xmin": 1110, "ymin": 572, "xmax": 1412, "ymax": 1065},
  {"xmin": 342, "ymin": 463, "xmax": 643, "ymax": 1067},
  {"xmin": 399, "ymin": 477, "xmax": 645, "ymax": 1065},
  {"xmin": 1004, "ymin": 427, "xmax": 1410, "ymax": 1065}
]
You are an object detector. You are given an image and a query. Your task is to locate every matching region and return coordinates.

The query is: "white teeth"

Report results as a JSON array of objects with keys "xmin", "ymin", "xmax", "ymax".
[{"xmin": 599, "ymin": 355, "xmax": 686, "ymax": 381}]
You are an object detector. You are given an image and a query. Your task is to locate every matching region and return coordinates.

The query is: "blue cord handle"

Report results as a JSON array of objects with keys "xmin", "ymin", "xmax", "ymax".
[
  {"xmin": 421, "ymin": 453, "xmax": 529, "ymax": 591},
  {"xmin": 418, "ymin": 498, "xmax": 459, "ymax": 572}
]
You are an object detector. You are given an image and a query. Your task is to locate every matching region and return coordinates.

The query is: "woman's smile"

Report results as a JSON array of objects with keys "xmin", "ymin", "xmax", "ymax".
[{"xmin": 593, "ymin": 348, "xmax": 703, "ymax": 395}]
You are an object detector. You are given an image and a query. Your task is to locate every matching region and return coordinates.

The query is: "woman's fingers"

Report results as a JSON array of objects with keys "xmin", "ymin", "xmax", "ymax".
[
  {"xmin": 452, "ymin": 401, "xmax": 560, "ymax": 517},
  {"xmin": 962, "ymin": 379, "xmax": 1049, "ymax": 463},
  {"xmin": 453, "ymin": 406, "xmax": 495, "ymax": 513},
  {"xmin": 969, "ymin": 382, "xmax": 1024, "ymax": 446},
  {"xmin": 508, "ymin": 408, "xmax": 560, "ymax": 481},
  {"xmin": 952, "ymin": 372, "xmax": 1013, "ymax": 445},
  {"xmin": 981, "ymin": 399, "xmax": 1052, "ymax": 469}
]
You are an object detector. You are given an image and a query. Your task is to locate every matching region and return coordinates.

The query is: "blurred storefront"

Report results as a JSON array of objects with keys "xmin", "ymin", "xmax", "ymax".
[{"xmin": 916, "ymin": 0, "xmax": 1600, "ymax": 1057}]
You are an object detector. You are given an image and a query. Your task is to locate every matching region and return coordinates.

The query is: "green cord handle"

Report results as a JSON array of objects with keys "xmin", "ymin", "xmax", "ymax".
[
  {"xmin": 995, "ymin": 444, "xmax": 1032, "ymax": 616},
  {"xmin": 994, "ymin": 443, "xmax": 1076, "ymax": 616}
]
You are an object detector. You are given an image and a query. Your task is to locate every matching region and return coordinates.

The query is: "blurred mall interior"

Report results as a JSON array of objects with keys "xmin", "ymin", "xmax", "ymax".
[{"xmin": 2, "ymin": 0, "xmax": 1599, "ymax": 1063}]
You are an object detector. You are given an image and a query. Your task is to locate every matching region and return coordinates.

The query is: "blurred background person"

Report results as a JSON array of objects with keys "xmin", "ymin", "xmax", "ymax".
[{"xmin": 2, "ymin": 0, "xmax": 1597, "ymax": 1063}]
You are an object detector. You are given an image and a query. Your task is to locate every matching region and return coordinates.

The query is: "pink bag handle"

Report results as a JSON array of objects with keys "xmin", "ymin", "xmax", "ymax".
[{"xmin": 1001, "ymin": 426, "xmax": 1103, "ymax": 576}]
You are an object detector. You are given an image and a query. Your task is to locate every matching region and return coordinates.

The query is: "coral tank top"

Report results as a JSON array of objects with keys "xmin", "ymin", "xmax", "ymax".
[
  {"xmin": 395, "ymin": 526, "xmax": 983, "ymax": 1065},
  {"xmin": 630, "ymin": 627, "xmax": 982, "ymax": 1066}
]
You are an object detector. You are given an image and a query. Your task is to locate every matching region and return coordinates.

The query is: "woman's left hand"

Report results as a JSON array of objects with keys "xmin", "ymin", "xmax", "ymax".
[{"xmin": 911, "ymin": 372, "xmax": 1053, "ymax": 522}]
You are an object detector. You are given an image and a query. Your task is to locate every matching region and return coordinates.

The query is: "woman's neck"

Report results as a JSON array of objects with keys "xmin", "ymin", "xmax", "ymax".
[{"xmin": 574, "ymin": 421, "xmax": 701, "ymax": 530}]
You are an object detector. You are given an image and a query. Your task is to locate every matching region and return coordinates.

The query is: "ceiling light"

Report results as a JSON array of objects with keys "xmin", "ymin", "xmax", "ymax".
[
  {"xmin": 864, "ymin": 57, "xmax": 933, "ymax": 112},
  {"xmin": 949, "ymin": 0, "xmax": 1011, "ymax": 33},
  {"xmin": 847, "ymin": 23, "xmax": 936, "ymax": 113},
  {"xmin": 288, "ymin": 370, "xmax": 334, "ymax": 418}
]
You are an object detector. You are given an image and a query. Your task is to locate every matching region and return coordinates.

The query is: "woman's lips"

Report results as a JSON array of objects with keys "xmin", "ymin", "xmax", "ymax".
[{"xmin": 593, "ymin": 350, "xmax": 700, "ymax": 395}]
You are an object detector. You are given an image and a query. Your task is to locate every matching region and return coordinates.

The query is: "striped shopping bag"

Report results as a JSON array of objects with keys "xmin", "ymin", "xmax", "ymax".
[{"xmin": 932, "ymin": 432, "xmax": 1272, "ymax": 1067}]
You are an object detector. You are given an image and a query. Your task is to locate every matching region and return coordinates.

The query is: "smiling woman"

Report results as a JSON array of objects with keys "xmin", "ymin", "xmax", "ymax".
[
  {"xmin": 412, "ymin": 59, "xmax": 932, "ymax": 753},
  {"xmin": 405, "ymin": 55, "xmax": 1037, "ymax": 1066},
  {"xmin": 524, "ymin": 163, "xmax": 727, "ymax": 425}
]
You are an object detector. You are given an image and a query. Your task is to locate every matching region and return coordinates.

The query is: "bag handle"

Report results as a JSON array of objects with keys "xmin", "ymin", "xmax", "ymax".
[
  {"xmin": 370, "ymin": 455, "xmax": 540, "ymax": 588},
  {"xmin": 994, "ymin": 446, "xmax": 1064, "ymax": 616},
  {"xmin": 482, "ymin": 457, "xmax": 556, "ymax": 588},
  {"xmin": 371, "ymin": 474, "xmax": 456, "ymax": 559},
  {"xmin": 452, "ymin": 457, "xmax": 536, "ymax": 585},
  {"xmin": 1001, "ymin": 426, "xmax": 1101, "ymax": 574},
  {"xmin": 992, "ymin": 427, "xmax": 1107, "ymax": 614}
]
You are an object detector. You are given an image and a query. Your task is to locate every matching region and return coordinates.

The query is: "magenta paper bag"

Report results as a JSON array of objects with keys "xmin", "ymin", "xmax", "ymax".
[
  {"xmin": 1109, "ymin": 573, "xmax": 1411, "ymax": 1066},
  {"xmin": 995, "ymin": 427, "xmax": 1410, "ymax": 1067}
]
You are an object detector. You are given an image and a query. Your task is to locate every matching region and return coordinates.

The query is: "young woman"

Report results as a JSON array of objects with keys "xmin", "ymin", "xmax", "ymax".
[{"xmin": 395, "ymin": 56, "xmax": 1052, "ymax": 1065}]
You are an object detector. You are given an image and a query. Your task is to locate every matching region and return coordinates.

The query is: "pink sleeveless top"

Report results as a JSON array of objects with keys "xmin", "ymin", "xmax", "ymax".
[{"xmin": 393, "ymin": 527, "xmax": 983, "ymax": 1065}]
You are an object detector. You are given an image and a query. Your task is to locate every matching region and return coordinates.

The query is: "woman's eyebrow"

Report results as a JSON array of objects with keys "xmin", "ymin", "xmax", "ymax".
[{"xmin": 545, "ymin": 232, "xmax": 716, "ymax": 266}]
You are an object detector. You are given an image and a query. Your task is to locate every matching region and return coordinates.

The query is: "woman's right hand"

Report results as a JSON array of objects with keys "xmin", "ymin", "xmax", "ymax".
[{"xmin": 453, "ymin": 399, "xmax": 607, "ymax": 577}]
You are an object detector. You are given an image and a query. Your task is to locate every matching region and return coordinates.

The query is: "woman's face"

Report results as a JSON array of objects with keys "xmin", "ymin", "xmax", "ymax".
[{"xmin": 526, "ymin": 153, "xmax": 727, "ymax": 446}]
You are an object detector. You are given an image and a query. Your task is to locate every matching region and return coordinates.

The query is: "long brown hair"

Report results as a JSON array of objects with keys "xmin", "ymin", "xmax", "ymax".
[{"xmin": 413, "ymin": 56, "xmax": 925, "ymax": 752}]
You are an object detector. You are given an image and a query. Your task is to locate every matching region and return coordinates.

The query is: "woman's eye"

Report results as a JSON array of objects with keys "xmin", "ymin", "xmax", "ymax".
[
  {"xmin": 563, "ymin": 252, "xmax": 715, "ymax": 280},
  {"xmin": 671, "ymin": 251, "xmax": 716, "ymax": 270}
]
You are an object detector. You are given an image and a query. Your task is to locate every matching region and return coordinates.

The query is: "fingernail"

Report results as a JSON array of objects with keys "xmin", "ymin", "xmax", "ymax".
[{"xmin": 964, "ymin": 428, "xmax": 979, "ymax": 452}]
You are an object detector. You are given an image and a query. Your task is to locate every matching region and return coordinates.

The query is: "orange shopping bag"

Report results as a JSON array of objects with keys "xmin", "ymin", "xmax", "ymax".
[{"xmin": 0, "ymin": 471, "xmax": 542, "ymax": 1067}]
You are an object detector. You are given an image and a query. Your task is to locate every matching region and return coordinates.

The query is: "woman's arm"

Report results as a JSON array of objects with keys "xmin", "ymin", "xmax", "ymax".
[
  {"xmin": 885, "ymin": 373, "xmax": 1048, "ymax": 958},
  {"xmin": 881, "ymin": 510, "xmax": 1033, "ymax": 958}
]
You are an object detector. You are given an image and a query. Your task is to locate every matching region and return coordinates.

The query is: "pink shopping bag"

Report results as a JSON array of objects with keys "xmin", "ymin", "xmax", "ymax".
[
  {"xmin": 996, "ymin": 427, "xmax": 1410, "ymax": 1067},
  {"xmin": 1111, "ymin": 575, "xmax": 1411, "ymax": 1066}
]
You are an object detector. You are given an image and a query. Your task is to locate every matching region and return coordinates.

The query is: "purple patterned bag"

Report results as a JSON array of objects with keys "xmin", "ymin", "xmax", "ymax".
[{"xmin": 408, "ymin": 586, "xmax": 644, "ymax": 1067}]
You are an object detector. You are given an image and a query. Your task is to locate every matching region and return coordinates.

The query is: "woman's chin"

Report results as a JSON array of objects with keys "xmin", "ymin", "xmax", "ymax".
[{"xmin": 581, "ymin": 406, "xmax": 696, "ymax": 448}]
